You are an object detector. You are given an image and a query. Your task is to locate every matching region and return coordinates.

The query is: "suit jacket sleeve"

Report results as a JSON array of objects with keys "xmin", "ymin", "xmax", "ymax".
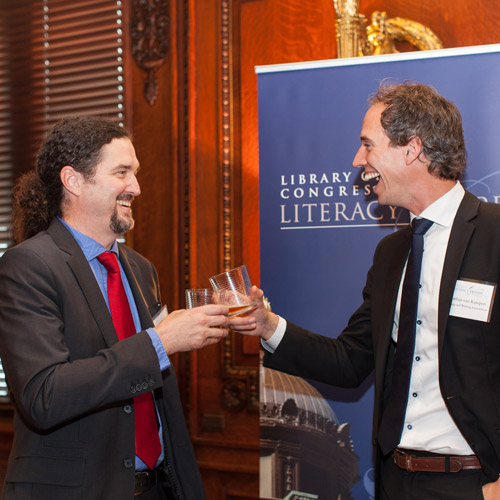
[
  {"xmin": 263, "ymin": 220, "xmax": 412, "ymax": 396},
  {"xmin": 264, "ymin": 247, "xmax": 380, "ymax": 388}
]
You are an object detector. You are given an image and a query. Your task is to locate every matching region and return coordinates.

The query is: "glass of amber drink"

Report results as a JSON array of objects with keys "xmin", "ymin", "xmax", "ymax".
[{"xmin": 209, "ymin": 265, "xmax": 256, "ymax": 317}]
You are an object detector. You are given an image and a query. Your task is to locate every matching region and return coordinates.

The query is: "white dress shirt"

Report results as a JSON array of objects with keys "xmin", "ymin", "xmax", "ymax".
[
  {"xmin": 264, "ymin": 182, "xmax": 473, "ymax": 454},
  {"xmin": 397, "ymin": 182, "xmax": 472, "ymax": 454}
]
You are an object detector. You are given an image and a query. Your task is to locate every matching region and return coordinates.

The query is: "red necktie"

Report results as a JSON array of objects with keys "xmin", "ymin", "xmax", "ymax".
[{"xmin": 97, "ymin": 251, "xmax": 161, "ymax": 469}]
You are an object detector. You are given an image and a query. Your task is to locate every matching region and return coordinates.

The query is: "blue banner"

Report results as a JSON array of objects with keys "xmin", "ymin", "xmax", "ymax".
[{"xmin": 257, "ymin": 44, "xmax": 500, "ymax": 499}]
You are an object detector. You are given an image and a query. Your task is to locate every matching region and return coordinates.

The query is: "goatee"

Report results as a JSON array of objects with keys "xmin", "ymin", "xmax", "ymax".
[{"xmin": 110, "ymin": 208, "xmax": 134, "ymax": 236}]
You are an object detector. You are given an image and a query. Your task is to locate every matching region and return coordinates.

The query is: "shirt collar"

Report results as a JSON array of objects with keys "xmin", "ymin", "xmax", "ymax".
[
  {"xmin": 58, "ymin": 217, "xmax": 119, "ymax": 261},
  {"xmin": 410, "ymin": 181, "xmax": 465, "ymax": 229}
]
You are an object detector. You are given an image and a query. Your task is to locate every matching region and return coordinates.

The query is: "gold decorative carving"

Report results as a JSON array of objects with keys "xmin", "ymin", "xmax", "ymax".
[
  {"xmin": 333, "ymin": 0, "xmax": 443, "ymax": 58},
  {"xmin": 334, "ymin": 0, "xmax": 360, "ymax": 18},
  {"xmin": 131, "ymin": 0, "xmax": 170, "ymax": 105},
  {"xmin": 366, "ymin": 11, "xmax": 444, "ymax": 55},
  {"xmin": 333, "ymin": 0, "xmax": 366, "ymax": 58}
]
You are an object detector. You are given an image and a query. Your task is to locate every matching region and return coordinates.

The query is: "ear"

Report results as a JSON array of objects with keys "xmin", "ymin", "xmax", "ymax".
[
  {"xmin": 60, "ymin": 166, "xmax": 83, "ymax": 197},
  {"xmin": 405, "ymin": 136, "xmax": 424, "ymax": 165}
]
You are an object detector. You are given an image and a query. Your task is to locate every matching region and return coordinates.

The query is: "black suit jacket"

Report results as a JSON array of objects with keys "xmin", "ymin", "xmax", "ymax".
[
  {"xmin": 0, "ymin": 219, "xmax": 205, "ymax": 499},
  {"xmin": 265, "ymin": 191, "xmax": 500, "ymax": 486}
]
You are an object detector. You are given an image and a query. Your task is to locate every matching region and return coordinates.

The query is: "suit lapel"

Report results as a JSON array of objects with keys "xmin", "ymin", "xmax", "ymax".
[
  {"xmin": 119, "ymin": 246, "xmax": 154, "ymax": 330},
  {"xmin": 47, "ymin": 219, "xmax": 119, "ymax": 347},
  {"xmin": 382, "ymin": 226, "xmax": 412, "ymax": 323},
  {"xmin": 374, "ymin": 225, "xmax": 412, "ymax": 392},
  {"xmin": 438, "ymin": 191, "xmax": 480, "ymax": 355}
]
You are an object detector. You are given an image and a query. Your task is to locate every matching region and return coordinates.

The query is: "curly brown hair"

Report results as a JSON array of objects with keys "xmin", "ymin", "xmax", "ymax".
[
  {"xmin": 11, "ymin": 116, "xmax": 130, "ymax": 244},
  {"xmin": 369, "ymin": 81, "xmax": 467, "ymax": 181}
]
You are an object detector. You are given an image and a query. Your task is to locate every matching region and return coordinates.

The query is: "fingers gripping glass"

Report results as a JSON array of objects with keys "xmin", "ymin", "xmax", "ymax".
[{"xmin": 209, "ymin": 265, "xmax": 256, "ymax": 317}]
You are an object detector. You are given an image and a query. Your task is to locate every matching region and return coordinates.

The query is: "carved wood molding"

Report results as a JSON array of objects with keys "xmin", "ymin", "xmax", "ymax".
[
  {"xmin": 130, "ymin": 0, "xmax": 170, "ymax": 105},
  {"xmin": 179, "ymin": 0, "xmax": 258, "ymax": 415},
  {"xmin": 220, "ymin": 0, "xmax": 258, "ymax": 412},
  {"xmin": 221, "ymin": 0, "xmax": 234, "ymax": 273},
  {"xmin": 222, "ymin": 337, "xmax": 259, "ymax": 411},
  {"xmin": 179, "ymin": 0, "xmax": 190, "ymax": 295},
  {"xmin": 179, "ymin": 0, "xmax": 192, "ymax": 426}
]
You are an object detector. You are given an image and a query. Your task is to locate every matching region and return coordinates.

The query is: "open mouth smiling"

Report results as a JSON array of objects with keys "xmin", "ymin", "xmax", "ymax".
[
  {"xmin": 116, "ymin": 197, "xmax": 132, "ymax": 209},
  {"xmin": 361, "ymin": 171, "xmax": 381, "ymax": 182}
]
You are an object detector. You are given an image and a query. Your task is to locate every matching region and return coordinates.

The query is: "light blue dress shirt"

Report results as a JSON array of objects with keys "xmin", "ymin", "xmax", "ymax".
[{"xmin": 58, "ymin": 218, "xmax": 169, "ymax": 470}]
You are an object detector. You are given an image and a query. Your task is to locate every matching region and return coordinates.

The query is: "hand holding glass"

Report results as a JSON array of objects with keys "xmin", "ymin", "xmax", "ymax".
[{"xmin": 209, "ymin": 265, "xmax": 256, "ymax": 317}]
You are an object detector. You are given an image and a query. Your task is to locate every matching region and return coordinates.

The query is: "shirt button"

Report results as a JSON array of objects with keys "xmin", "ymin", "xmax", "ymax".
[
  {"xmin": 412, "ymin": 393, "xmax": 417, "ymax": 398},
  {"xmin": 416, "ymin": 320, "xmax": 422, "ymax": 325},
  {"xmin": 415, "ymin": 356, "xmax": 421, "ymax": 361},
  {"xmin": 407, "ymin": 424, "xmax": 413, "ymax": 430}
]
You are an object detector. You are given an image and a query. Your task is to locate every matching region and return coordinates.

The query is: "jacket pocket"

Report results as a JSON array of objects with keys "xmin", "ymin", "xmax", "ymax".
[{"xmin": 6, "ymin": 456, "xmax": 85, "ymax": 487}]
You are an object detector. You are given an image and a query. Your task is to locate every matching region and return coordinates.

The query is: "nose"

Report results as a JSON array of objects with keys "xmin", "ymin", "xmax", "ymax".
[
  {"xmin": 352, "ymin": 145, "xmax": 366, "ymax": 169},
  {"xmin": 129, "ymin": 173, "xmax": 141, "ymax": 197}
]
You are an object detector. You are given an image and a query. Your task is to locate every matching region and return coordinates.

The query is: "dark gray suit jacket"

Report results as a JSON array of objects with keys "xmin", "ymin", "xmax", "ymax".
[
  {"xmin": 265, "ymin": 191, "xmax": 500, "ymax": 487},
  {"xmin": 0, "ymin": 218, "xmax": 205, "ymax": 499}
]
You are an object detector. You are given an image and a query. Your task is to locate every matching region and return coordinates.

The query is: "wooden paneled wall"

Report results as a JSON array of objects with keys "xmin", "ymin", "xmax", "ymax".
[{"xmin": 1, "ymin": 1, "xmax": 500, "ymax": 498}]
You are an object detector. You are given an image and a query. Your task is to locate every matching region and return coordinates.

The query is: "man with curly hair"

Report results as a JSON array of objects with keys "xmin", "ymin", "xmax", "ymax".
[{"xmin": 0, "ymin": 116, "xmax": 229, "ymax": 500}]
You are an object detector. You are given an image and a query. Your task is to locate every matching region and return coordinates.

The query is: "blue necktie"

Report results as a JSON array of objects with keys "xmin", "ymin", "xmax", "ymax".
[{"xmin": 378, "ymin": 217, "xmax": 433, "ymax": 456}]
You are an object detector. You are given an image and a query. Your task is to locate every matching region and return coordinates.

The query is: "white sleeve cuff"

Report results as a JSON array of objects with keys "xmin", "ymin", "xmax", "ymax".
[{"xmin": 261, "ymin": 315, "xmax": 287, "ymax": 353}]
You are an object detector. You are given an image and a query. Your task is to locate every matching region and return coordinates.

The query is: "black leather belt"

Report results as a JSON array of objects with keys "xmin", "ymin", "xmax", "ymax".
[
  {"xmin": 393, "ymin": 448, "xmax": 482, "ymax": 473},
  {"xmin": 135, "ymin": 468, "xmax": 159, "ymax": 496}
]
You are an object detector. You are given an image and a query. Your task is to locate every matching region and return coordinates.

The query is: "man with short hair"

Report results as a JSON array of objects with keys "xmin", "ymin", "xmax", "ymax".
[
  {"xmin": 0, "ymin": 116, "xmax": 228, "ymax": 499},
  {"xmin": 232, "ymin": 82, "xmax": 500, "ymax": 499}
]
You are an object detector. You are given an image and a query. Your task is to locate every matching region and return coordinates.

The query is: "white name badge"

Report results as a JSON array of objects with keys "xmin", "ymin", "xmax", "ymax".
[
  {"xmin": 153, "ymin": 304, "xmax": 168, "ymax": 326},
  {"xmin": 449, "ymin": 278, "xmax": 497, "ymax": 323}
]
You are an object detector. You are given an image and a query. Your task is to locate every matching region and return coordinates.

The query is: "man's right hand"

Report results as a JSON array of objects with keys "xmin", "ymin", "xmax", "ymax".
[{"xmin": 155, "ymin": 305, "xmax": 230, "ymax": 355}]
